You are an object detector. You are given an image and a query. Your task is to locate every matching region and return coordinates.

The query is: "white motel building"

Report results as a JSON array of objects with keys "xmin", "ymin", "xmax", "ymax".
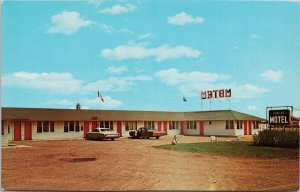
[{"xmin": 1, "ymin": 107, "xmax": 265, "ymax": 145}]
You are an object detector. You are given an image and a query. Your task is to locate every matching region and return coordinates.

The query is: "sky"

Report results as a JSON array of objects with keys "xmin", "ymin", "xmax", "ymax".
[{"xmin": 1, "ymin": 0, "xmax": 300, "ymax": 118}]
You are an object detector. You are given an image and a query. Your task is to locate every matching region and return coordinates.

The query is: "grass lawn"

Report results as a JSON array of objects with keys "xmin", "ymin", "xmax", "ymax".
[{"xmin": 154, "ymin": 141, "xmax": 299, "ymax": 158}]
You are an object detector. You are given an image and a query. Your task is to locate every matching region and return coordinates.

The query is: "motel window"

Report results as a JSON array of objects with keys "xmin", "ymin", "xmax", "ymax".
[
  {"xmin": 226, "ymin": 121, "xmax": 234, "ymax": 130},
  {"xmin": 253, "ymin": 121, "xmax": 259, "ymax": 129},
  {"xmin": 37, "ymin": 121, "xmax": 55, "ymax": 133},
  {"xmin": 75, "ymin": 122, "xmax": 80, "ymax": 132},
  {"xmin": 169, "ymin": 121, "xmax": 179, "ymax": 130},
  {"xmin": 125, "ymin": 122, "xmax": 137, "ymax": 131},
  {"xmin": 43, "ymin": 121, "xmax": 49, "ymax": 132},
  {"xmin": 98, "ymin": 121, "xmax": 114, "ymax": 130},
  {"xmin": 236, "ymin": 121, "xmax": 243, "ymax": 129},
  {"xmin": 50, "ymin": 122, "xmax": 54, "ymax": 132},
  {"xmin": 64, "ymin": 122, "xmax": 68, "ymax": 132},
  {"xmin": 64, "ymin": 121, "xmax": 80, "ymax": 132},
  {"xmin": 144, "ymin": 121, "xmax": 155, "ymax": 130},
  {"xmin": 37, "ymin": 121, "xmax": 42, "ymax": 133},
  {"xmin": 187, "ymin": 121, "xmax": 196, "ymax": 130},
  {"xmin": 69, "ymin": 122, "xmax": 74, "ymax": 132},
  {"xmin": 230, "ymin": 121, "xmax": 234, "ymax": 129}
]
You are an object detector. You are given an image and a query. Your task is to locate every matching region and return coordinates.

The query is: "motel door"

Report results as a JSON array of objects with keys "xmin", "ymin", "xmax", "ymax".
[
  {"xmin": 244, "ymin": 121, "xmax": 248, "ymax": 135},
  {"xmin": 199, "ymin": 121, "xmax": 204, "ymax": 136},
  {"xmin": 157, "ymin": 122, "xmax": 162, "ymax": 131},
  {"xmin": 83, "ymin": 121, "xmax": 90, "ymax": 138},
  {"xmin": 248, "ymin": 121, "xmax": 252, "ymax": 135},
  {"xmin": 14, "ymin": 121, "xmax": 21, "ymax": 141},
  {"xmin": 163, "ymin": 122, "xmax": 168, "ymax": 134},
  {"xmin": 24, "ymin": 121, "xmax": 32, "ymax": 140},
  {"xmin": 117, "ymin": 122, "xmax": 122, "ymax": 137},
  {"xmin": 91, "ymin": 121, "xmax": 97, "ymax": 129}
]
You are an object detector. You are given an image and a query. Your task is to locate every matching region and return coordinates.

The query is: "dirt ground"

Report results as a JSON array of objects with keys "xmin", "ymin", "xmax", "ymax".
[{"xmin": 2, "ymin": 136, "xmax": 299, "ymax": 191}]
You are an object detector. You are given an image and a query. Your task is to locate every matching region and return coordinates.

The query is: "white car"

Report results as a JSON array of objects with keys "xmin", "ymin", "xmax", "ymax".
[{"xmin": 85, "ymin": 128, "xmax": 120, "ymax": 141}]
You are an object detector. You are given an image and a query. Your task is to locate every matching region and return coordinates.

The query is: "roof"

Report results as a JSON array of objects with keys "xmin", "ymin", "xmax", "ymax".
[
  {"xmin": 184, "ymin": 110, "xmax": 264, "ymax": 121},
  {"xmin": 1, "ymin": 107, "xmax": 264, "ymax": 121}
]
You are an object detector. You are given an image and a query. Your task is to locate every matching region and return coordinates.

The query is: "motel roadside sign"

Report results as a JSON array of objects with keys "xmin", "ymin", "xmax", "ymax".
[{"xmin": 268, "ymin": 109, "xmax": 291, "ymax": 126}]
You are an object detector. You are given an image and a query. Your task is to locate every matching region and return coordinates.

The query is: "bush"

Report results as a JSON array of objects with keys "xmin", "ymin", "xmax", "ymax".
[{"xmin": 252, "ymin": 129, "xmax": 299, "ymax": 148}]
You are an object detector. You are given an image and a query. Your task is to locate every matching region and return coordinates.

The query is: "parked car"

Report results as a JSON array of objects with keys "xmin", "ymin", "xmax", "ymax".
[
  {"xmin": 129, "ymin": 127, "xmax": 166, "ymax": 139},
  {"xmin": 85, "ymin": 128, "xmax": 120, "ymax": 141}
]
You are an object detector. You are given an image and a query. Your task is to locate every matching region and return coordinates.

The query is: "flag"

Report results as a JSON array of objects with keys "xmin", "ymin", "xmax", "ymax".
[
  {"xmin": 98, "ymin": 91, "xmax": 105, "ymax": 102},
  {"xmin": 183, "ymin": 97, "xmax": 187, "ymax": 102}
]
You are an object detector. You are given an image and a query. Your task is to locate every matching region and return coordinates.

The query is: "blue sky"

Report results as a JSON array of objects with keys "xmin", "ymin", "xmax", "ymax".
[{"xmin": 2, "ymin": 0, "xmax": 300, "ymax": 118}]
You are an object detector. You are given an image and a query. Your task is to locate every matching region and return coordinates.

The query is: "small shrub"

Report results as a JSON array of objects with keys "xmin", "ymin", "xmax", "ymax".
[{"xmin": 252, "ymin": 129, "xmax": 299, "ymax": 148}]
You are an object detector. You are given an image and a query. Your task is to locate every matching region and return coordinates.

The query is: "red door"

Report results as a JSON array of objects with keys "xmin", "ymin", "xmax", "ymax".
[
  {"xmin": 14, "ymin": 121, "xmax": 21, "ymax": 141},
  {"xmin": 244, "ymin": 121, "xmax": 248, "ymax": 135},
  {"xmin": 91, "ymin": 121, "xmax": 97, "ymax": 129},
  {"xmin": 157, "ymin": 122, "xmax": 162, "ymax": 131},
  {"xmin": 117, "ymin": 121, "xmax": 122, "ymax": 137},
  {"xmin": 24, "ymin": 121, "xmax": 32, "ymax": 140},
  {"xmin": 163, "ymin": 121, "xmax": 168, "ymax": 135},
  {"xmin": 199, "ymin": 121, "xmax": 204, "ymax": 136},
  {"xmin": 180, "ymin": 122, "xmax": 184, "ymax": 135},
  {"xmin": 83, "ymin": 121, "xmax": 90, "ymax": 138},
  {"xmin": 248, "ymin": 121, "xmax": 252, "ymax": 135}
]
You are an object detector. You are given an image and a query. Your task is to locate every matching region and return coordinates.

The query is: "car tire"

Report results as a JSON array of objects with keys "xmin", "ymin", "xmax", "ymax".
[
  {"xmin": 111, "ymin": 138, "xmax": 115, "ymax": 141},
  {"xmin": 156, "ymin": 136, "xmax": 159, "ymax": 139}
]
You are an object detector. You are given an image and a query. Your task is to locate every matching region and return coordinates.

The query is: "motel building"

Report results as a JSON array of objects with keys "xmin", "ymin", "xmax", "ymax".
[{"xmin": 1, "ymin": 107, "xmax": 265, "ymax": 146}]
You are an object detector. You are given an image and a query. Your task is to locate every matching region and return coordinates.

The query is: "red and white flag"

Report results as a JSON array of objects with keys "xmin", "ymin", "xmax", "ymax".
[{"xmin": 98, "ymin": 91, "xmax": 105, "ymax": 102}]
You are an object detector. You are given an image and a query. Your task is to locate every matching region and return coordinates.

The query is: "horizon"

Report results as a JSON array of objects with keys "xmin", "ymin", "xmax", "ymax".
[{"xmin": 2, "ymin": 0, "xmax": 300, "ymax": 119}]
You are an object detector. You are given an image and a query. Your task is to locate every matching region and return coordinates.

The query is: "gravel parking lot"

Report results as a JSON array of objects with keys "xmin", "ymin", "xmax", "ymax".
[{"xmin": 2, "ymin": 136, "xmax": 299, "ymax": 191}]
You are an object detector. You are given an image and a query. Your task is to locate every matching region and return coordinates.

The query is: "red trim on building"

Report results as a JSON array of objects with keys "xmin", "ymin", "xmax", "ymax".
[
  {"xmin": 199, "ymin": 121, "xmax": 204, "ymax": 136},
  {"xmin": 244, "ymin": 121, "xmax": 248, "ymax": 135},
  {"xmin": 157, "ymin": 121, "xmax": 162, "ymax": 131},
  {"xmin": 14, "ymin": 121, "xmax": 21, "ymax": 141},
  {"xmin": 117, "ymin": 121, "xmax": 122, "ymax": 137},
  {"xmin": 180, "ymin": 121, "xmax": 184, "ymax": 135},
  {"xmin": 163, "ymin": 121, "xmax": 168, "ymax": 134},
  {"xmin": 83, "ymin": 121, "xmax": 89, "ymax": 138},
  {"xmin": 91, "ymin": 121, "xmax": 97, "ymax": 129},
  {"xmin": 248, "ymin": 121, "xmax": 252, "ymax": 135},
  {"xmin": 24, "ymin": 121, "xmax": 32, "ymax": 140}
]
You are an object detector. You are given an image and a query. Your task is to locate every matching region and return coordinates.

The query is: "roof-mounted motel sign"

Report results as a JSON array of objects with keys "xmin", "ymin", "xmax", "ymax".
[
  {"xmin": 201, "ymin": 89, "xmax": 231, "ymax": 99},
  {"xmin": 268, "ymin": 109, "xmax": 291, "ymax": 126}
]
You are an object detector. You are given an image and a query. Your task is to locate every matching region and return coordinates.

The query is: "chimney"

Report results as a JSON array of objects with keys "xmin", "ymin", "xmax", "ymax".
[{"xmin": 76, "ymin": 103, "xmax": 81, "ymax": 110}]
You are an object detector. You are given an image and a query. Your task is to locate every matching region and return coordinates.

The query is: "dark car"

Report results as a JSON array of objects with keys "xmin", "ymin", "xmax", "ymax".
[{"xmin": 129, "ymin": 127, "xmax": 166, "ymax": 139}]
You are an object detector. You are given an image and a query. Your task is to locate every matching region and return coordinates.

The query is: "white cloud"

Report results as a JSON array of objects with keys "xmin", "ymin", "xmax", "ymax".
[
  {"xmin": 82, "ymin": 75, "xmax": 152, "ymax": 93},
  {"xmin": 155, "ymin": 68, "xmax": 268, "ymax": 99},
  {"xmin": 138, "ymin": 33, "xmax": 153, "ymax": 40},
  {"xmin": 2, "ymin": 71, "xmax": 83, "ymax": 94},
  {"xmin": 260, "ymin": 69, "xmax": 283, "ymax": 83},
  {"xmin": 232, "ymin": 83, "xmax": 268, "ymax": 99},
  {"xmin": 248, "ymin": 105, "xmax": 258, "ymax": 111},
  {"xmin": 98, "ymin": 23, "xmax": 133, "ymax": 34},
  {"xmin": 87, "ymin": 0, "xmax": 104, "ymax": 7},
  {"xmin": 82, "ymin": 96, "xmax": 123, "ymax": 108},
  {"xmin": 105, "ymin": 66, "xmax": 128, "ymax": 74},
  {"xmin": 47, "ymin": 11, "xmax": 92, "ymax": 35},
  {"xmin": 101, "ymin": 44, "xmax": 201, "ymax": 61},
  {"xmin": 99, "ymin": 4, "xmax": 136, "ymax": 15},
  {"xmin": 168, "ymin": 12, "xmax": 204, "ymax": 26}
]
